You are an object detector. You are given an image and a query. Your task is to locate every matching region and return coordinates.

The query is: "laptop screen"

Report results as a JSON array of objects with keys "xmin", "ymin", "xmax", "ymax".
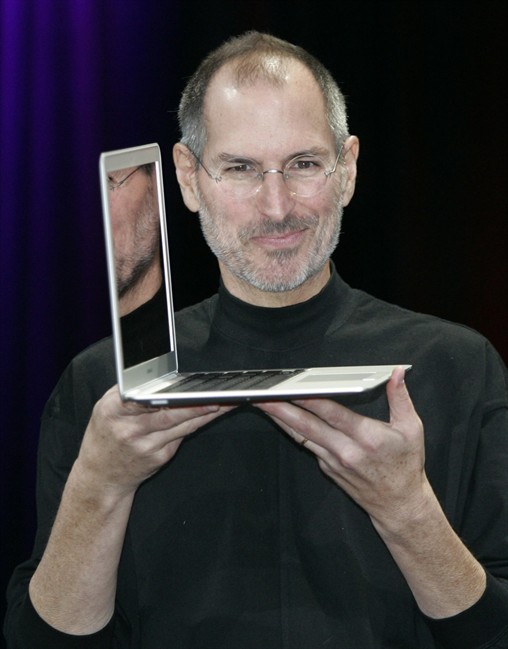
[{"xmin": 100, "ymin": 144, "xmax": 176, "ymax": 381}]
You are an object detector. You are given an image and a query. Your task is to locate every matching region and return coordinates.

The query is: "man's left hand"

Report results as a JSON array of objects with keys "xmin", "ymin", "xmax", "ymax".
[{"xmin": 256, "ymin": 367, "xmax": 428, "ymax": 531}]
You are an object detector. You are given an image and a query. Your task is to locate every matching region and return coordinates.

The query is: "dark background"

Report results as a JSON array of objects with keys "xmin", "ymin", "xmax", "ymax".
[{"xmin": 1, "ymin": 1, "xmax": 506, "ymax": 639}]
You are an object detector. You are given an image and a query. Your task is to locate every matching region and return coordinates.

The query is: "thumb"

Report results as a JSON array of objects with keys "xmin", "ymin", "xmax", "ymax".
[{"xmin": 386, "ymin": 367, "xmax": 417, "ymax": 428}]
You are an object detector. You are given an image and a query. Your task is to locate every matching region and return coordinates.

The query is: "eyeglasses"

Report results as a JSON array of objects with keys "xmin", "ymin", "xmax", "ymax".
[
  {"xmin": 107, "ymin": 166, "xmax": 142, "ymax": 191},
  {"xmin": 191, "ymin": 146, "xmax": 344, "ymax": 200}
]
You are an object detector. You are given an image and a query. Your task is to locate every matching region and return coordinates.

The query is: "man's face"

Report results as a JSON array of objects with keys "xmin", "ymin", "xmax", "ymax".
[
  {"xmin": 108, "ymin": 165, "xmax": 160, "ymax": 298},
  {"xmin": 184, "ymin": 62, "xmax": 357, "ymax": 303}
]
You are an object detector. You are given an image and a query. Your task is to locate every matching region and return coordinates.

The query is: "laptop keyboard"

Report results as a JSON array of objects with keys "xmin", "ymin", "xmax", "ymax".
[{"xmin": 158, "ymin": 369, "xmax": 304, "ymax": 393}]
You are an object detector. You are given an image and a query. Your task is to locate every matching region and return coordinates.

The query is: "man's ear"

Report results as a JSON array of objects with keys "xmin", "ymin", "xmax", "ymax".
[
  {"xmin": 340, "ymin": 135, "xmax": 360, "ymax": 208},
  {"xmin": 173, "ymin": 143, "xmax": 201, "ymax": 213}
]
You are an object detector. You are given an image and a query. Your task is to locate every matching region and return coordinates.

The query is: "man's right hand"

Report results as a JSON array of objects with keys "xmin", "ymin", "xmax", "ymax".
[
  {"xmin": 76, "ymin": 385, "xmax": 232, "ymax": 496},
  {"xmin": 29, "ymin": 387, "xmax": 231, "ymax": 636}
]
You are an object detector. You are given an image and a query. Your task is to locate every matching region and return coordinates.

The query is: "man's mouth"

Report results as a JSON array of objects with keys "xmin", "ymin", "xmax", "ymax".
[
  {"xmin": 241, "ymin": 214, "xmax": 317, "ymax": 248},
  {"xmin": 250, "ymin": 228, "xmax": 308, "ymax": 248}
]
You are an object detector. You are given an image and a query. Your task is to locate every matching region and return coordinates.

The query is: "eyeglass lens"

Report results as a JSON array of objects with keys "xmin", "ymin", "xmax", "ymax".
[
  {"xmin": 216, "ymin": 155, "xmax": 337, "ymax": 199},
  {"xmin": 108, "ymin": 166, "xmax": 141, "ymax": 190}
]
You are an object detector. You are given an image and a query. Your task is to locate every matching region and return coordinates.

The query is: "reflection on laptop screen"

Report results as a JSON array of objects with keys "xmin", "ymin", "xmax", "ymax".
[{"xmin": 105, "ymin": 159, "xmax": 171, "ymax": 369}]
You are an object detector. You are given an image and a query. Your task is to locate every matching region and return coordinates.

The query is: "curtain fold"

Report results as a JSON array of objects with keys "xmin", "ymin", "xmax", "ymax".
[{"xmin": 0, "ymin": 1, "xmax": 180, "ymax": 629}]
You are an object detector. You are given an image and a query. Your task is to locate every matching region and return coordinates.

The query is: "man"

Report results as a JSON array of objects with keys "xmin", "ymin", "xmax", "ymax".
[
  {"xmin": 5, "ymin": 32, "xmax": 508, "ymax": 648},
  {"xmin": 107, "ymin": 162, "xmax": 161, "ymax": 316},
  {"xmin": 106, "ymin": 161, "xmax": 170, "ymax": 367}
]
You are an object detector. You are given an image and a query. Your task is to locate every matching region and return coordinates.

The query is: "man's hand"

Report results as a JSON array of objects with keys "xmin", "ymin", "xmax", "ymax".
[
  {"xmin": 256, "ymin": 367, "xmax": 426, "ymax": 529},
  {"xmin": 255, "ymin": 367, "xmax": 486, "ymax": 618},
  {"xmin": 29, "ymin": 388, "xmax": 232, "ymax": 635},
  {"xmin": 77, "ymin": 385, "xmax": 233, "ymax": 496}
]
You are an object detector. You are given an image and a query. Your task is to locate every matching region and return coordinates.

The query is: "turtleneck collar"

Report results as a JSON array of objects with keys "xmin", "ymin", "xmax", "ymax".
[{"xmin": 210, "ymin": 263, "xmax": 354, "ymax": 351}]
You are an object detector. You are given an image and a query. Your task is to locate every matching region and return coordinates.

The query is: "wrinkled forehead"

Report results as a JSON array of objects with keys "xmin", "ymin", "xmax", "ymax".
[
  {"xmin": 202, "ymin": 59, "xmax": 331, "ymax": 154},
  {"xmin": 205, "ymin": 57, "xmax": 322, "ymax": 104}
]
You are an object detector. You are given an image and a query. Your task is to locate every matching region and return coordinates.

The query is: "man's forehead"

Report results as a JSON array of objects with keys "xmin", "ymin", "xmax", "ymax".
[
  {"xmin": 203, "ymin": 59, "xmax": 326, "ymax": 132},
  {"xmin": 205, "ymin": 58, "xmax": 321, "ymax": 104},
  {"xmin": 109, "ymin": 166, "xmax": 139, "ymax": 177},
  {"xmin": 200, "ymin": 59, "xmax": 333, "ymax": 158}
]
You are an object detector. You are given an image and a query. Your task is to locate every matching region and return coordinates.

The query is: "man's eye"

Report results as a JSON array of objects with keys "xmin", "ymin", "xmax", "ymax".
[
  {"xmin": 223, "ymin": 162, "xmax": 257, "ymax": 176},
  {"xmin": 288, "ymin": 157, "xmax": 324, "ymax": 175}
]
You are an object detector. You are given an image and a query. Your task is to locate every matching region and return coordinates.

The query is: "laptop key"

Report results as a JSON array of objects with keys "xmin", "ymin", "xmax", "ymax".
[{"xmin": 161, "ymin": 369, "xmax": 303, "ymax": 393}]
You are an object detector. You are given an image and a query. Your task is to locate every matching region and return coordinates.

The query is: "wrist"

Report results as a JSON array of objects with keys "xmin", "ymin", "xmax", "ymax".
[
  {"xmin": 370, "ymin": 479, "xmax": 438, "ymax": 543},
  {"xmin": 370, "ymin": 480, "xmax": 487, "ymax": 618},
  {"xmin": 69, "ymin": 457, "xmax": 136, "ymax": 513}
]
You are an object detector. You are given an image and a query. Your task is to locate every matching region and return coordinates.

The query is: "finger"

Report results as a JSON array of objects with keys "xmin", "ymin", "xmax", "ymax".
[
  {"xmin": 164, "ymin": 404, "xmax": 234, "ymax": 436},
  {"xmin": 385, "ymin": 367, "xmax": 419, "ymax": 428},
  {"xmin": 256, "ymin": 400, "xmax": 351, "ymax": 451},
  {"xmin": 139, "ymin": 405, "xmax": 233, "ymax": 442},
  {"xmin": 98, "ymin": 390, "xmax": 233, "ymax": 446},
  {"xmin": 139, "ymin": 402, "xmax": 222, "ymax": 423},
  {"xmin": 109, "ymin": 394, "xmax": 225, "ymax": 430},
  {"xmin": 263, "ymin": 410, "xmax": 313, "ymax": 447},
  {"xmin": 258, "ymin": 407, "xmax": 347, "ymax": 480},
  {"xmin": 103, "ymin": 385, "xmax": 224, "ymax": 418},
  {"xmin": 290, "ymin": 397, "xmax": 365, "ymax": 438}
]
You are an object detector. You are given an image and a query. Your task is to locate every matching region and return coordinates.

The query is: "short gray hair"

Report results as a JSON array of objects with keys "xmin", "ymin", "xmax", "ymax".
[{"xmin": 177, "ymin": 31, "xmax": 349, "ymax": 158}]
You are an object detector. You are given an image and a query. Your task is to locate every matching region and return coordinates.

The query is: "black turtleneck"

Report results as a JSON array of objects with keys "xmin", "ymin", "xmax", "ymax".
[
  {"xmin": 175, "ymin": 266, "xmax": 359, "ymax": 371},
  {"xmin": 212, "ymin": 267, "xmax": 353, "ymax": 351},
  {"xmin": 5, "ymin": 266, "xmax": 508, "ymax": 649}
]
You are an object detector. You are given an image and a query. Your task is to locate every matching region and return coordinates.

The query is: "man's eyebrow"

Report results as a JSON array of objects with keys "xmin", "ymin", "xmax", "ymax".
[
  {"xmin": 216, "ymin": 152, "xmax": 259, "ymax": 164},
  {"xmin": 290, "ymin": 146, "xmax": 331, "ymax": 158}
]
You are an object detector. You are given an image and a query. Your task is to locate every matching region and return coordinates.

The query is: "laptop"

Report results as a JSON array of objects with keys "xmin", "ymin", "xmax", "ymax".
[{"xmin": 99, "ymin": 143, "xmax": 410, "ymax": 406}]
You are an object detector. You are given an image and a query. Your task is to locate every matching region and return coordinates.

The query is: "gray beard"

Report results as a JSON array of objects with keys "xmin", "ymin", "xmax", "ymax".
[
  {"xmin": 117, "ymin": 251, "xmax": 158, "ymax": 298},
  {"xmin": 116, "ymin": 187, "xmax": 160, "ymax": 298},
  {"xmin": 198, "ymin": 202, "xmax": 343, "ymax": 293}
]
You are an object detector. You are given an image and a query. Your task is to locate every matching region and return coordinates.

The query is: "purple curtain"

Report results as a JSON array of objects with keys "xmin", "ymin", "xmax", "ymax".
[{"xmin": 0, "ymin": 0, "xmax": 180, "ymax": 628}]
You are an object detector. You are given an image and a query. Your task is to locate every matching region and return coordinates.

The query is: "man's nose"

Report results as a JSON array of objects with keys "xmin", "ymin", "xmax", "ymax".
[{"xmin": 255, "ymin": 170, "xmax": 296, "ymax": 218}]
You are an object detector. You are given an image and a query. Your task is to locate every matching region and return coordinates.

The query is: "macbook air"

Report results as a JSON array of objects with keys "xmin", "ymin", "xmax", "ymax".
[{"xmin": 99, "ymin": 143, "xmax": 410, "ymax": 406}]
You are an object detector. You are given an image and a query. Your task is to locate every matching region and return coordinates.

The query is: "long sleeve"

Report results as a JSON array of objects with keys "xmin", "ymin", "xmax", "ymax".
[
  {"xmin": 4, "ymin": 338, "xmax": 119, "ymax": 648},
  {"xmin": 425, "ymin": 574, "xmax": 508, "ymax": 648}
]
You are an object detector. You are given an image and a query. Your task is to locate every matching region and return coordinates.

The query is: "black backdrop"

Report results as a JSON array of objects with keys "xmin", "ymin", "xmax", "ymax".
[{"xmin": 1, "ymin": 2, "xmax": 506, "ymax": 639}]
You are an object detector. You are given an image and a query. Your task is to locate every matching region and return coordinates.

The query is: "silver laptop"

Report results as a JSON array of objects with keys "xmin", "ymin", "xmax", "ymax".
[{"xmin": 99, "ymin": 143, "xmax": 410, "ymax": 406}]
